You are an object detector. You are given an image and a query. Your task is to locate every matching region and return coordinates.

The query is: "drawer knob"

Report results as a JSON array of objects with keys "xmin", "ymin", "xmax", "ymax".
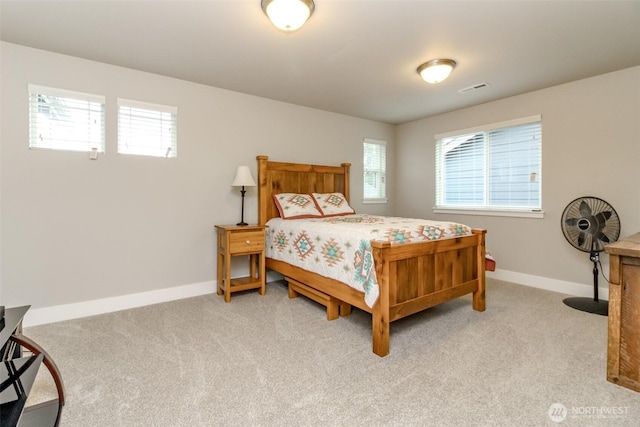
[{"xmin": 246, "ymin": 240, "xmax": 251, "ymax": 244}]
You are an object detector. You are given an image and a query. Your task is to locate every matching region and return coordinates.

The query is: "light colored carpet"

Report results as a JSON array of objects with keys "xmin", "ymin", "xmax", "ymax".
[{"xmin": 24, "ymin": 279, "xmax": 639, "ymax": 426}]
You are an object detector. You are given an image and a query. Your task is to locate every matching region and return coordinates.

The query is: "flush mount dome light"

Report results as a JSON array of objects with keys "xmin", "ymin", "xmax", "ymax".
[
  {"xmin": 417, "ymin": 59, "xmax": 457, "ymax": 84},
  {"xmin": 261, "ymin": 0, "xmax": 315, "ymax": 32}
]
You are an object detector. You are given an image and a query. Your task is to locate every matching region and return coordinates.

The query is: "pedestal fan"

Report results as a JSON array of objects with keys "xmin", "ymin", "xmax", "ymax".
[{"xmin": 561, "ymin": 196, "xmax": 620, "ymax": 316}]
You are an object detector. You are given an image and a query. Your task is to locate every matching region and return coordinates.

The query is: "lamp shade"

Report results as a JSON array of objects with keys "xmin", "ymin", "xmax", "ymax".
[
  {"xmin": 261, "ymin": 0, "xmax": 315, "ymax": 32},
  {"xmin": 231, "ymin": 166, "xmax": 256, "ymax": 187},
  {"xmin": 417, "ymin": 59, "xmax": 457, "ymax": 84}
]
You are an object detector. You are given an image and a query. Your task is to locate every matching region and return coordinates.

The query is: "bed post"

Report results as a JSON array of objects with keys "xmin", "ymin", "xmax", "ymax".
[
  {"xmin": 341, "ymin": 163, "xmax": 351, "ymax": 202},
  {"xmin": 257, "ymin": 155, "xmax": 268, "ymax": 226},
  {"xmin": 371, "ymin": 241, "xmax": 391, "ymax": 357},
  {"xmin": 473, "ymin": 229, "xmax": 487, "ymax": 312}
]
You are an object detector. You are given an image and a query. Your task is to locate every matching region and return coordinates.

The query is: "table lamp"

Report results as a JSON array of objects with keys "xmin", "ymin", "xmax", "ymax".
[{"xmin": 231, "ymin": 165, "xmax": 256, "ymax": 226}]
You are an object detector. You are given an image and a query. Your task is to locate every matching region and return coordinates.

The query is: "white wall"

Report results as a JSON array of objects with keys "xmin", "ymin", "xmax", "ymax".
[
  {"xmin": 396, "ymin": 66, "xmax": 640, "ymax": 296},
  {"xmin": 0, "ymin": 42, "xmax": 395, "ymax": 321}
]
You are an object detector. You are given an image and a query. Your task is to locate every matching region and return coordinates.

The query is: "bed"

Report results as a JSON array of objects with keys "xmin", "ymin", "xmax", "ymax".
[{"xmin": 257, "ymin": 155, "xmax": 486, "ymax": 357}]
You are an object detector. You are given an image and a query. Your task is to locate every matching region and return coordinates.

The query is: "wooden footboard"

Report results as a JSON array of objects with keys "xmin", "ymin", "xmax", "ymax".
[
  {"xmin": 266, "ymin": 230, "xmax": 486, "ymax": 357},
  {"xmin": 370, "ymin": 229, "xmax": 486, "ymax": 356}
]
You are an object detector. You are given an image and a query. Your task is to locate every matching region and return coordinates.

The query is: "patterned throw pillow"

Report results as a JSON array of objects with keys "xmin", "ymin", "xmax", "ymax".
[
  {"xmin": 311, "ymin": 193, "xmax": 355, "ymax": 217},
  {"xmin": 273, "ymin": 193, "xmax": 323, "ymax": 219}
]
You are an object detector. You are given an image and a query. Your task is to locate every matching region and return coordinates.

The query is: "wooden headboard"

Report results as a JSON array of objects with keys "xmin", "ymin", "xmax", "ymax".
[{"xmin": 257, "ymin": 155, "xmax": 351, "ymax": 226}]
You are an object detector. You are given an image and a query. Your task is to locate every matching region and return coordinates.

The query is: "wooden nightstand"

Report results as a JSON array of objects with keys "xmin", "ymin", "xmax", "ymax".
[{"xmin": 215, "ymin": 224, "xmax": 266, "ymax": 302}]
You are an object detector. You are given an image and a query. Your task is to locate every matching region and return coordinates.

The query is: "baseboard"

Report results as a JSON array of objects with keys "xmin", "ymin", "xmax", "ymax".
[
  {"xmin": 24, "ymin": 280, "xmax": 216, "ymax": 328},
  {"xmin": 24, "ymin": 269, "xmax": 600, "ymax": 328},
  {"xmin": 24, "ymin": 271, "xmax": 286, "ymax": 328},
  {"xmin": 487, "ymin": 268, "xmax": 609, "ymax": 301}
]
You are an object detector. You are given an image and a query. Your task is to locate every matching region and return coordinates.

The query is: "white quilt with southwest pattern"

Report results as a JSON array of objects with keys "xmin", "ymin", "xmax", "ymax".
[{"xmin": 265, "ymin": 214, "xmax": 472, "ymax": 308}]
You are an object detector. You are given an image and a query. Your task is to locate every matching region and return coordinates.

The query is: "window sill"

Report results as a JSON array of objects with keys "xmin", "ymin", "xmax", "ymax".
[
  {"xmin": 432, "ymin": 207, "xmax": 544, "ymax": 219},
  {"xmin": 363, "ymin": 198, "xmax": 389, "ymax": 205}
]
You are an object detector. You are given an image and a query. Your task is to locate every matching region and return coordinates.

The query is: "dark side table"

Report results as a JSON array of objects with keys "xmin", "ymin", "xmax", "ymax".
[{"xmin": 1, "ymin": 306, "xmax": 65, "ymax": 426}]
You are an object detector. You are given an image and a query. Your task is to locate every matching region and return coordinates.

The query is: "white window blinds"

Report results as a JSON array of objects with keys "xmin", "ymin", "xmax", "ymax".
[
  {"xmin": 435, "ymin": 116, "xmax": 542, "ymax": 211},
  {"xmin": 28, "ymin": 85, "xmax": 105, "ymax": 152},
  {"xmin": 118, "ymin": 99, "xmax": 177, "ymax": 158},
  {"xmin": 363, "ymin": 138, "xmax": 387, "ymax": 202}
]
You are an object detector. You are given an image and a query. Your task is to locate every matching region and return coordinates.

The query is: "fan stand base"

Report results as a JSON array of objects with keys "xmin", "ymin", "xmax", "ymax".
[{"xmin": 563, "ymin": 297, "xmax": 608, "ymax": 316}]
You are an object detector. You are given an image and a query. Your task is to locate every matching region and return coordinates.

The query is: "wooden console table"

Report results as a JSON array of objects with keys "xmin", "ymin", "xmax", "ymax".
[
  {"xmin": 605, "ymin": 233, "xmax": 640, "ymax": 393},
  {"xmin": 0, "ymin": 306, "xmax": 65, "ymax": 426}
]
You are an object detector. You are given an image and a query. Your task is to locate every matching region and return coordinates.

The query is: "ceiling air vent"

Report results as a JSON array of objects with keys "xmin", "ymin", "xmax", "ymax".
[{"xmin": 458, "ymin": 82, "xmax": 490, "ymax": 94}]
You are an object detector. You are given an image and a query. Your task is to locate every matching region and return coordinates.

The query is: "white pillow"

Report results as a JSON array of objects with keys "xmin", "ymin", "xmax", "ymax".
[
  {"xmin": 273, "ymin": 193, "xmax": 323, "ymax": 219},
  {"xmin": 311, "ymin": 193, "xmax": 355, "ymax": 217}
]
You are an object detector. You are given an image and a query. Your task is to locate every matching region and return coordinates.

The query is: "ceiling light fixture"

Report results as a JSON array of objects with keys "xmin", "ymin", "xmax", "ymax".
[
  {"xmin": 417, "ymin": 59, "xmax": 457, "ymax": 84},
  {"xmin": 261, "ymin": 0, "xmax": 315, "ymax": 32}
]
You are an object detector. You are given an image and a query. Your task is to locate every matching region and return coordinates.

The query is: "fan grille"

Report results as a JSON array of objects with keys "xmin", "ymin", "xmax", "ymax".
[{"xmin": 561, "ymin": 197, "xmax": 620, "ymax": 252}]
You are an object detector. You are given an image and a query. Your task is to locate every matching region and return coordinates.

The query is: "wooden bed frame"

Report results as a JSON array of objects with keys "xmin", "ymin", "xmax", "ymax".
[{"xmin": 257, "ymin": 155, "xmax": 486, "ymax": 357}]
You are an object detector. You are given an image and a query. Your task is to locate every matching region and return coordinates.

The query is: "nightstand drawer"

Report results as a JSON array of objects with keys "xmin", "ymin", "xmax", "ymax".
[{"xmin": 229, "ymin": 231, "xmax": 264, "ymax": 254}]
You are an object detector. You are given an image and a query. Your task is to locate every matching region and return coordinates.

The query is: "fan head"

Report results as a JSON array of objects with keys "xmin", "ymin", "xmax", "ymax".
[{"xmin": 561, "ymin": 197, "xmax": 620, "ymax": 253}]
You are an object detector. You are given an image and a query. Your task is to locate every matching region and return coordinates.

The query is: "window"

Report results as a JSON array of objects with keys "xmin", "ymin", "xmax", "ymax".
[
  {"xmin": 435, "ymin": 116, "xmax": 541, "ymax": 215},
  {"xmin": 29, "ymin": 85, "xmax": 105, "ymax": 152},
  {"xmin": 118, "ymin": 99, "xmax": 177, "ymax": 158},
  {"xmin": 363, "ymin": 138, "xmax": 387, "ymax": 203}
]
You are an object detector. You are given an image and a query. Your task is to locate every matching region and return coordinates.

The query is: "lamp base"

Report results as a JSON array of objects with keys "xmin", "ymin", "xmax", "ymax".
[{"xmin": 236, "ymin": 221, "xmax": 248, "ymax": 226}]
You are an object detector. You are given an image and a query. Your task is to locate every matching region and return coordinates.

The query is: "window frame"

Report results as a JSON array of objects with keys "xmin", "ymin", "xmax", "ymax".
[
  {"xmin": 117, "ymin": 98, "xmax": 178, "ymax": 158},
  {"xmin": 363, "ymin": 138, "xmax": 388, "ymax": 204},
  {"xmin": 28, "ymin": 84, "xmax": 106, "ymax": 153},
  {"xmin": 434, "ymin": 115, "xmax": 544, "ymax": 218}
]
